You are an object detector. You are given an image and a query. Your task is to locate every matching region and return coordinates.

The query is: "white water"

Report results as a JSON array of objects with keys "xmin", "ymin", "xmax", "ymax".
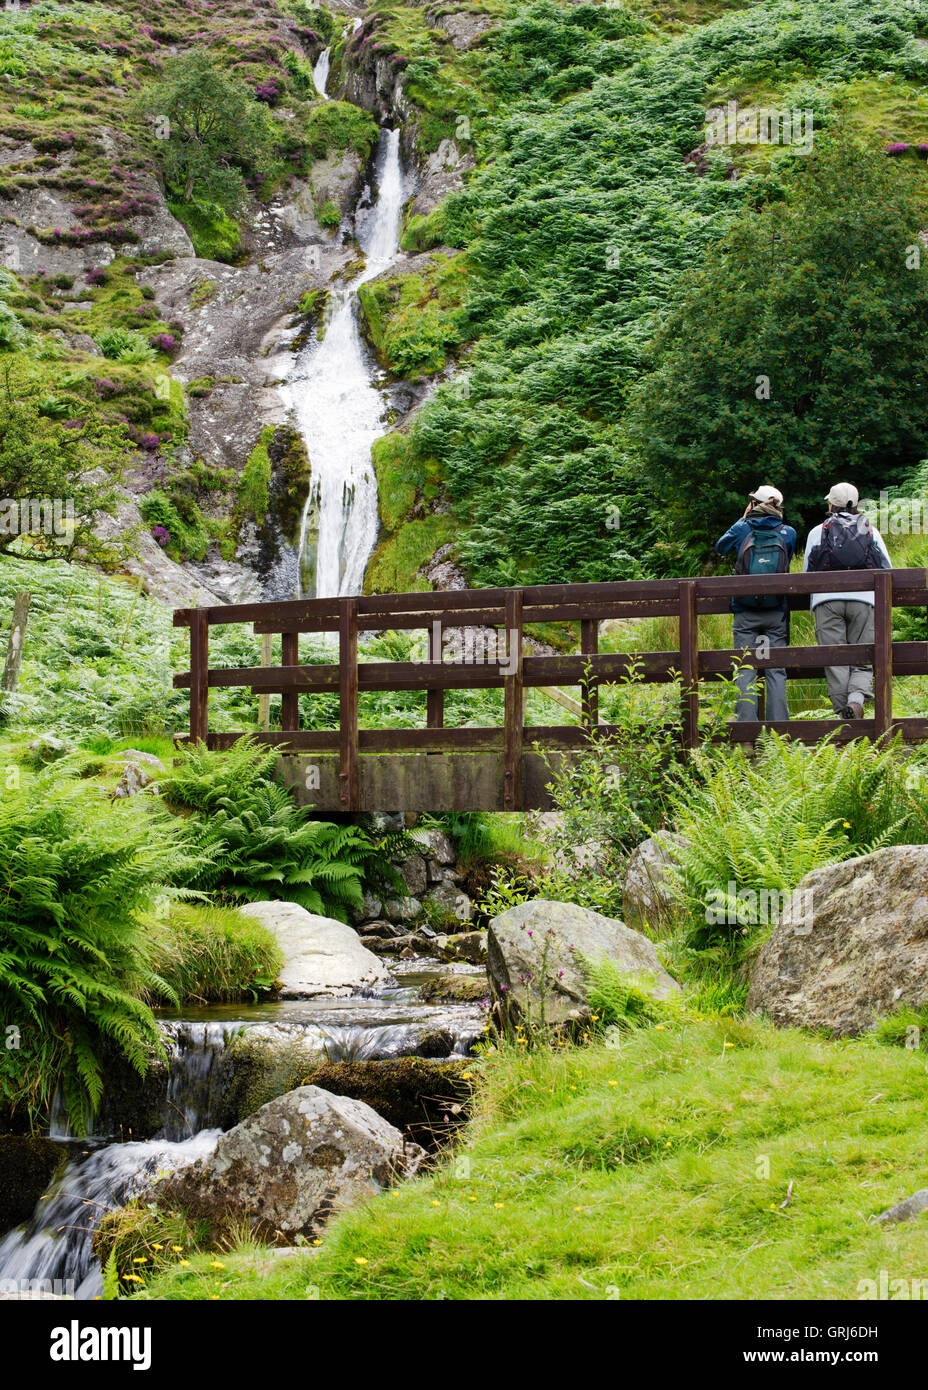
[
  {"xmin": 0, "ymin": 1131, "xmax": 219, "ymax": 1300},
  {"xmin": 312, "ymin": 46, "xmax": 330, "ymax": 99},
  {"xmin": 285, "ymin": 128, "xmax": 406, "ymax": 598}
]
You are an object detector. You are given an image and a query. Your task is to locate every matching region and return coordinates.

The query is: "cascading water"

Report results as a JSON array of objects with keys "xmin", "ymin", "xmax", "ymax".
[
  {"xmin": 312, "ymin": 47, "xmax": 330, "ymax": 99},
  {"xmin": 0, "ymin": 1131, "xmax": 219, "ymax": 1300},
  {"xmin": 285, "ymin": 127, "xmax": 407, "ymax": 598}
]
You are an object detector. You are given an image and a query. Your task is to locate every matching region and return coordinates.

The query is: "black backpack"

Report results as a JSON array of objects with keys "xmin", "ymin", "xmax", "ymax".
[
  {"xmin": 734, "ymin": 523, "xmax": 790, "ymax": 609},
  {"xmin": 806, "ymin": 512, "xmax": 888, "ymax": 572}
]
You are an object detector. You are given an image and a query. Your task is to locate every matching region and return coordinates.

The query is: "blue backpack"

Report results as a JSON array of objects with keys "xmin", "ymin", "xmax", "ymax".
[{"xmin": 734, "ymin": 524, "xmax": 790, "ymax": 610}]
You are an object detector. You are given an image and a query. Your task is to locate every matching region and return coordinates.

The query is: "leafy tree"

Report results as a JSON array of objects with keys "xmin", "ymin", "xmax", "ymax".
[
  {"xmin": 630, "ymin": 132, "xmax": 928, "ymax": 567},
  {"xmin": 136, "ymin": 49, "xmax": 274, "ymax": 213},
  {"xmin": 0, "ymin": 366, "xmax": 128, "ymax": 564}
]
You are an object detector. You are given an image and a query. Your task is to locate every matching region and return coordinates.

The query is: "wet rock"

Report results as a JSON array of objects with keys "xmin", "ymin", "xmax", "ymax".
[
  {"xmin": 415, "ymin": 1029, "xmax": 456, "ymax": 1058},
  {"xmin": 747, "ymin": 846, "xmax": 928, "ymax": 1036},
  {"xmin": 357, "ymin": 919, "xmax": 406, "ymax": 938},
  {"xmin": 238, "ymin": 901, "xmax": 390, "ymax": 998},
  {"xmin": 418, "ymin": 971, "xmax": 487, "ymax": 1005},
  {"xmin": 488, "ymin": 899, "xmax": 680, "ymax": 1028},
  {"xmin": 154, "ymin": 1085, "xmax": 412, "ymax": 1242},
  {"xmin": 622, "ymin": 831, "xmax": 686, "ymax": 931},
  {"xmin": 0, "ymin": 1136, "xmax": 67, "ymax": 1237},
  {"xmin": 435, "ymin": 931, "xmax": 486, "ymax": 964},
  {"xmin": 304, "ymin": 1057, "xmax": 473, "ymax": 1150}
]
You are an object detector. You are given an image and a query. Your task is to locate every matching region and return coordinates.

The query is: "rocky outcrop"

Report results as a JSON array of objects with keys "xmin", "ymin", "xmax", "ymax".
[
  {"xmin": 487, "ymin": 899, "xmax": 680, "ymax": 1027},
  {"xmin": 622, "ymin": 832, "xmax": 686, "ymax": 931},
  {"xmin": 746, "ymin": 846, "xmax": 928, "ymax": 1036},
  {"xmin": 349, "ymin": 834, "xmax": 473, "ymax": 936},
  {"xmin": 238, "ymin": 901, "xmax": 390, "ymax": 997},
  {"xmin": 305, "ymin": 1056, "xmax": 473, "ymax": 1149},
  {"xmin": 153, "ymin": 1085, "xmax": 415, "ymax": 1243}
]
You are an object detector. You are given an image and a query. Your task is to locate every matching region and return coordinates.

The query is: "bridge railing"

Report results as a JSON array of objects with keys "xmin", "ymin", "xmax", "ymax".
[{"xmin": 174, "ymin": 569, "xmax": 928, "ymax": 811}]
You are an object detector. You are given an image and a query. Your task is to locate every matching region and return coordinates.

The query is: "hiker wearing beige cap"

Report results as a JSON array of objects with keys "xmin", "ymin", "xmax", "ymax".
[{"xmin": 803, "ymin": 483, "xmax": 891, "ymax": 720}]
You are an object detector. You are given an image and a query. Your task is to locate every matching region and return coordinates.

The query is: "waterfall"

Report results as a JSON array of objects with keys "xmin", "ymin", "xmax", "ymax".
[
  {"xmin": 286, "ymin": 128, "xmax": 407, "ymax": 598},
  {"xmin": 0, "ymin": 1131, "xmax": 219, "ymax": 1300},
  {"xmin": 159, "ymin": 1022, "xmax": 239, "ymax": 1141},
  {"xmin": 312, "ymin": 47, "xmax": 330, "ymax": 100}
]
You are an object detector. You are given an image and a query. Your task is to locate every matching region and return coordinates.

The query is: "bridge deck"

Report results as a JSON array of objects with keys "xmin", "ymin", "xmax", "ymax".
[{"xmin": 174, "ymin": 570, "xmax": 928, "ymax": 812}]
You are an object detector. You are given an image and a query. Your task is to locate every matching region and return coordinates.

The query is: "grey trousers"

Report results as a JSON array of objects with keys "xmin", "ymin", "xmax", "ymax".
[
  {"xmin": 732, "ymin": 608, "xmax": 790, "ymax": 721},
  {"xmin": 813, "ymin": 600, "xmax": 874, "ymax": 712}
]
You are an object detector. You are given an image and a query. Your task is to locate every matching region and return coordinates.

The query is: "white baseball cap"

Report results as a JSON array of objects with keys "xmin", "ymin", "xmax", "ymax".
[
  {"xmin": 750, "ymin": 485, "xmax": 784, "ymax": 506},
  {"xmin": 825, "ymin": 482, "xmax": 859, "ymax": 508}
]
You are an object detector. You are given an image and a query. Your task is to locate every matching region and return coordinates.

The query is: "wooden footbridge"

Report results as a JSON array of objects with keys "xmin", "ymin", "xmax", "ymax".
[{"xmin": 174, "ymin": 569, "xmax": 928, "ymax": 813}]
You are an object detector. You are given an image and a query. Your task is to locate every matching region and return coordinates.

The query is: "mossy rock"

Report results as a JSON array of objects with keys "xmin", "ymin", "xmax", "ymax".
[
  {"xmin": 418, "ymin": 973, "xmax": 487, "ymax": 1005},
  {"xmin": 305, "ymin": 1057, "xmax": 473, "ymax": 1150},
  {"xmin": 0, "ymin": 1135, "xmax": 67, "ymax": 1236}
]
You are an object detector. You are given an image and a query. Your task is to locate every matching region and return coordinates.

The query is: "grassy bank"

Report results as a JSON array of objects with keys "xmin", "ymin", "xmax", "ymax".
[{"xmin": 132, "ymin": 1017, "xmax": 928, "ymax": 1300}]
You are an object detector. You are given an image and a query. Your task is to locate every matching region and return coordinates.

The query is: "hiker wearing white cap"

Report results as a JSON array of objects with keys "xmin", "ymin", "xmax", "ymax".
[
  {"xmin": 716, "ymin": 485, "xmax": 796, "ymax": 722},
  {"xmin": 803, "ymin": 483, "xmax": 891, "ymax": 720}
]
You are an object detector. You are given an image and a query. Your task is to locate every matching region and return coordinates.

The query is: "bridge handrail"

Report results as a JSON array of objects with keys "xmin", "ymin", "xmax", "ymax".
[{"xmin": 173, "ymin": 569, "xmax": 928, "ymax": 810}]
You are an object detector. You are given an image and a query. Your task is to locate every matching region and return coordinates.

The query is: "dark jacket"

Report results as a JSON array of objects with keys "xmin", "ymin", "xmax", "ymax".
[{"xmin": 715, "ymin": 511, "xmax": 797, "ymax": 613}]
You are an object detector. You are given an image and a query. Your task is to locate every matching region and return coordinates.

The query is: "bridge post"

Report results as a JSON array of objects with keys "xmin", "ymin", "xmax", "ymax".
[
  {"xmin": 189, "ymin": 608, "xmax": 209, "ymax": 744},
  {"xmin": 873, "ymin": 570, "xmax": 893, "ymax": 739},
  {"xmin": 504, "ymin": 589, "xmax": 524, "ymax": 809},
  {"xmin": 679, "ymin": 579, "xmax": 699, "ymax": 749},
  {"xmin": 427, "ymin": 619, "xmax": 444, "ymax": 735},
  {"xmin": 339, "ymin": 597, "xmax": 359, "ymax": 809},
  {"xmin": 580, "ymin": 617, "xmax": 599, "ymax": 728},
  {"xmin": 281, "ymin": 631, "xmax": 300, "ymax": 733}
]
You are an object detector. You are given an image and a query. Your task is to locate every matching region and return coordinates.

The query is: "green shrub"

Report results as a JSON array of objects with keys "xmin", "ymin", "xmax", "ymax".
[
  {"xmin": 669, "ymin": 734, "xmax": 928, "ymax": 948},
  {"xmin": 146, "ymin": 903, "xmax": 283, "ymax": 1004},
  {"xmin": 0, "ymin": 762, "xmax": 194, "ymax": 1131},
  {"xmin": 162, "ymin": 738, "xmax": 409, "ymax": 921}
]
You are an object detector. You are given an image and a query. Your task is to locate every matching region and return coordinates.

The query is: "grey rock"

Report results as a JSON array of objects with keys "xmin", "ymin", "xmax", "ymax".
[
  {"xmin": 349, "ymin": 890, "xmax": 383, "ymax": 927},
  {"xmin": 112, "ymin": 760, "xmax": 158, "ymax": 799},
  {"xmin": 747, "ymin": 846, "xmax": 928, "ymax": 1036},
  {"xmin": 488, "ymin": 899, "xmax": 680, "ymax": 1027},
  {"xmin": 419, "ymin": 828, "xmax": 456, "ymax": 866},
  {"xmin": 423, "ymin": 880, "xmax": 473, "ymax": 924},
  {"xmin": 238, "ymin": 901, "xmax": 390, "ymax": 997},
  {"xmin": 383, "ymin": 896, "xmax": 422, "ymax": 922},
  {"xmin": 116, "ymin": 750, "xmax": 166, "ymax": 771},
  {"xmin": 875, "ymin": 1189, "xmax": 928, "ymax": 1225},
  {"xmin": 622, "ymin": 831, "xmax": 686, "ymax": 931},
  {"xmin": 395, "ymin": 853, "xmax": 427, "ymax": 897},
  {"xmin": 436, "ymin": 931, "xmax": 487, "ymax": 964},
  {"xmin": 154, "ymin": 1085, "xmax": 410, "ymax": 1242}
]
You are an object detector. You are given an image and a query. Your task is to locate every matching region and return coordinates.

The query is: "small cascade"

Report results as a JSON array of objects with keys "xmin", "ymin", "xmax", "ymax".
[
  {"xmin": 159, "ymin": 1021, "xmax": 239, "ymax": 1141},
  {"xmin": 286, "ymin": 127, "xmax": 407, "ymax": 598},
  {"xmin": 312, "ymin": 47, "xmax": 331, "ymax": 99},
  {"xmin": 0, "ymin": 1131, "xmax": 219, "ymax": 1300}
]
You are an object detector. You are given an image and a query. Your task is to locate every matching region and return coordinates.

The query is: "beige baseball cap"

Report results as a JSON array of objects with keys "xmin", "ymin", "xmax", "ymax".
[
  {"xmin": 749, "ymin": 485, "xmax": 784, "ymax": 506},
  {"xmin": 825, "ymin": 482, "xmax": 859, "ymax": 508}
]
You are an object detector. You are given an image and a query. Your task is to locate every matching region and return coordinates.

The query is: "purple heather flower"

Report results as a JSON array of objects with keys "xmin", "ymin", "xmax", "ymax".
[
  {"xmin": 151, "ymin": 525, "xmax": 170, "ymax": 547},
  {"xmin": 886, "ymin": 142, "xmax": 910, "ymax": 156}
]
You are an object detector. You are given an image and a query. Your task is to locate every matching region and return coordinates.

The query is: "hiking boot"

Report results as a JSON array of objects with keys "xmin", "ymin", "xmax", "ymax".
[{"xmin": 841, "ymin": 701, "xmax": 864, "ymax": 721}]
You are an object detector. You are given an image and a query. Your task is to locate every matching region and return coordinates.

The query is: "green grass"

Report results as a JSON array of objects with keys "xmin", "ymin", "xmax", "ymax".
[
  {"xmin": 146, "ymin": 903, "xmax": 284, "ymax": 1006},
  {"xmin": 134, "ymin": 1017, "xmax": 928, "ymax": 1300}
]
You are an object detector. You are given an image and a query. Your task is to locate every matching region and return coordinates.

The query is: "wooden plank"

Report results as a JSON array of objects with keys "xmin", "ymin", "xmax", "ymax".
[
  {"xmin": 679, "ymin": 579, "xmax": 699, "ymax": 749},
  {"xmin": 580, "ymin": 617, "xmax": 599, "ymax": 728},
  {"xmin": 1, "ymin": 590, "xmax": 31, "ymax": 697},
  {"xmin": 426, "ymin": 619, "xmax": 444, "ymax": 733},
  {"xmin": 281, "ymin": 631, "xmax": 300, "ymax": 732},
  {"xmin": 339, "ymin": 596, "xmax": 359, "ymax": 810},
  {"xmin": 189, "ymin": 608, "xmax": 209, "ymax": 743},
  {"xmin": 723, "ymin": 718, "xmax": 874, "ymax": 743},
  {"xmin": 257, "ymin": 632, "xmax": 272, "ymax": 731},
  {"xmin": 503, "ymin": 589, "xmax": 524, "ymax": 810},
  {"xmin": 873, "ymin": 570, "xmax": 893, "ymax": 738}
]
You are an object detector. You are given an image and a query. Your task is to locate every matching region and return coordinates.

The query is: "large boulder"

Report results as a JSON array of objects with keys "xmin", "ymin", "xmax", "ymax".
[
  {"xmin": 623, "ymin": 832, "xmax": 686, "ymax": 930},
  {"xmin": 237, "ymin": 902, "xmax": 390, "ymax": 998},
  {"xmin": 747, "ymin": 846, "xmax": 928, "ymax": 1036},
  {"xmin": 487, "ymin": 899, "xmax": 680, "ymax": 1027},
  {"xmin": 154, "ymin": 1085, "xmax": 412, "ymax": 1242}
]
